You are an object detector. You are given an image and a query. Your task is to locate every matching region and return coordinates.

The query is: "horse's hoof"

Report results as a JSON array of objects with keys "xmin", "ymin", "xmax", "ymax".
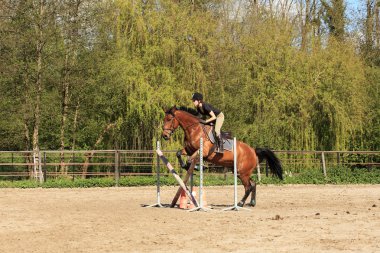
[
  {"xmin": 247, "ymin": 200, "xmax": 256, "ymax": 207},
  {"xmin": 237, "ymin": 201, "xmax": 244, "ymax": 207}
]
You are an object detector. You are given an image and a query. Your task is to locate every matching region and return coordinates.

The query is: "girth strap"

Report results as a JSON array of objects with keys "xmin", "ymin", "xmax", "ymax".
[{"xmin": 200, "ymin": 126, "xmax": 218, "ymax": 159}]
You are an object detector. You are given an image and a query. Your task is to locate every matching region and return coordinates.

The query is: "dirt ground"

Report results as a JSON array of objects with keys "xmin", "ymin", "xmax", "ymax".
[{"xmin": 0, "ymin": 185, "xmax": 379, "ymax": 253}]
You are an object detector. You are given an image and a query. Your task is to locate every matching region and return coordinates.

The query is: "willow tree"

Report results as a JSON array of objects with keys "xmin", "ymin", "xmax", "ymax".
[
  {"xmin": 359, "ymin": 0, "xmax": 380, "ymax": 150},
  {"xmin": 0, "ymin": 0, "xmax": 377, "ymax": 153},
  {"xmin": 90, "ymin": 0, "xmax": 220, "ymax": 150},
  {"xmin": 210, "ymin": 1, "xmax": 369, "ymax": 151}
]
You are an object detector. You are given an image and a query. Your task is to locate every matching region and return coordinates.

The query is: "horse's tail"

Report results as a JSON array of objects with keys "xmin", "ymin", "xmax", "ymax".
[{"xmin": 255, "ymin": 148, "xmax": 283, "ymax": 180}]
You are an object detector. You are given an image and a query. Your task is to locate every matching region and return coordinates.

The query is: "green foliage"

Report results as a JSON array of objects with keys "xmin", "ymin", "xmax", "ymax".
[
  {"xmin": 321, "ymin": 0, "xmax": 346, "ymax": 40},
  {"xmin": 278, "ymin": 166, "xmax": 380, "ymax": 184},
  {"xmin": 0, "ymin": 0, "xmax": 378, "ymax": 153},
  {"xmin": 1, "ymin": 165, "xmax": 380, "ymax": 188}
]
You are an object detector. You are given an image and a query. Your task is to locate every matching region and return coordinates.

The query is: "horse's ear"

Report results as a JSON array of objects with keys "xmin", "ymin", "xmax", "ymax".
[{"xmin": 171, "ymin": 105, "xmax": 178, "ymax": 113}]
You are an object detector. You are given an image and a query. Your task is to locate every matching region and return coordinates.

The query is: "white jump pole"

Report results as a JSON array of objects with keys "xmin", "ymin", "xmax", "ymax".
[
  {"xmin": 146, "ymin": 141, "xmax": 164, "ymax": 208},
  {"xmin": 223, "ymin": 137, "xmax": 250, "ymax": 211},
  {"xmin": 189, "ymin": 137, "xmax": 211, "ymax": 212}
]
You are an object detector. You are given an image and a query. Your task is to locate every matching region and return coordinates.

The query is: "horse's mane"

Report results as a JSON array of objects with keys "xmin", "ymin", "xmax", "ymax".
[{"xmin": 177, "ymin": 106, "xmax": 200, "ymax": 117}]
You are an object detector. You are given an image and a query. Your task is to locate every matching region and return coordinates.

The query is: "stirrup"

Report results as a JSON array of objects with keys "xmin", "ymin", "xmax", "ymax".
[
  {"xmin": 215, "ymin": 148, "xmax": 224, "ymax": 154},
  {"xmin": 215, "ymin": 138, "xmax": 224, "ymax": 153},
  {"xmin": 215, "ymin": 136, "xmax": 223, "ymax": 154}
]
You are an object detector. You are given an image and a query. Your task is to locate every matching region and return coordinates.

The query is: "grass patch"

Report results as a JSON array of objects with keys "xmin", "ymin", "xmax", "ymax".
[{"xmin": 0, "ymin": 166, "xmax": 379, "ymax": 188}]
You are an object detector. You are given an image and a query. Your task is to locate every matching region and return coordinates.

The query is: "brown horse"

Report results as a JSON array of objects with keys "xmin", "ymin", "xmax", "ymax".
[{"xmin": 161, "ymin": 106, "xmax": 283, "ymax": 207}]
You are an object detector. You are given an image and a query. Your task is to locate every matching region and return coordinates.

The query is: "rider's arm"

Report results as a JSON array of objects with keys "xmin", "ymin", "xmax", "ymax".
[{"xmin": 206, "ymin": 111, "xmax": 217, "ymax": 123}]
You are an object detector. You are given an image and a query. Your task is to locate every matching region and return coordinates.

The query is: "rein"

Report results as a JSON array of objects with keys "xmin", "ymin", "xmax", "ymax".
[
  {"xmin": 184, "ymin": 121, "xmax": 199, "ymax": 131},
  {"xmin": 164, "ymin": 110, "xmax": 210, "ymax": 150},
  {"xmin": 163, "ymin": 115, "xmax": 176, "ymax": 134},
  {"xmin": 166, "ymin": 111, "xmax": 200, "ymax": 133}
]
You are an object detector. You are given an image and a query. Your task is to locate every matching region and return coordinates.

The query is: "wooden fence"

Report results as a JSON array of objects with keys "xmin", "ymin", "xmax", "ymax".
[{"xmin": 0, "ymin": 150, "xmax": 379, "ymax": 182}]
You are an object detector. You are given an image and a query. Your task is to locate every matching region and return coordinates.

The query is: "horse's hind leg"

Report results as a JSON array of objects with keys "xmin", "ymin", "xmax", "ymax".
[
  {"xmin": 247, "ymin": 179, "xmax": 256, "ymax": 207},
  {"xmin": 237, "ymin": 175, "xmax": 253, "ymax": 207}
]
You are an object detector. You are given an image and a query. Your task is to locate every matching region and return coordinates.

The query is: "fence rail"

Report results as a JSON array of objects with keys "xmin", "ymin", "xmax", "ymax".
[{"xmin": 0, "ymin": 150, "xmax": 379, "ymax": 181}]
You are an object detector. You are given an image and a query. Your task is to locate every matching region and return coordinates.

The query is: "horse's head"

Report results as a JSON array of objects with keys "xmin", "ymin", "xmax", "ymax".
[{"xmin": 161, "ymin": 106, "xmax": 180, "ymax": 140}]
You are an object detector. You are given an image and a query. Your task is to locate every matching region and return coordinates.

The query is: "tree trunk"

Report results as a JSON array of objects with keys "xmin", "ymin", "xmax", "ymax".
[
  {"xmin": 321, "ymin": 0, "xmax": 345, "ymax": 41},
  {"xmin": 72, "ymin": 100, "xmax": 80, "ymax": 151},
  {"xmin": 33, "ymin": 0, "xmax": 45, "ymax": 153},
  {"xmin": 81, "ymin": 123, "xmax": 116, "ymax": 178},
  {"xmin": 375, "ymin": 0, "xmax": 379, "ymax": 47},
  {"xmin": 366, "ymin": 0, "xmax": 374, "ymax": 55},
  {"xmin": 60, "ymin": 0, "xmax": 81, "ymax": 174},
  {"xmin": 301, "ymin": 0, "xmax": 311, "ymax": 51},
  {"xmin": 60, "ymin": 54, "xmax": 70, "ymax": 174}
]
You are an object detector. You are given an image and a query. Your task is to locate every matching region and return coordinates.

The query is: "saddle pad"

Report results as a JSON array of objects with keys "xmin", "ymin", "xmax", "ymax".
[{"xmin": 207, "ymin": 130, "xmax": 233, "ymax": 151}]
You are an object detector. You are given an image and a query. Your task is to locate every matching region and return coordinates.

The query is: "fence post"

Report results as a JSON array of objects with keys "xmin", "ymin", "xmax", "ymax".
[
  {"xmin": 336, "ymin": 152, "xmax": 340, "ymax": 166},
  {"xmin": 43, "ymin": 151, "xmax": 47, "ymax": 182},
  {"xmin": 115, "ymin": 150, "xmax": 120, "ymax": 187},
  {"xmin": 38, "ymin": 150, "xmax": 43, "ymax": 183},
  {"xmin": 321, "ymin": 152, "xmax": 327, "ymax": 178}
]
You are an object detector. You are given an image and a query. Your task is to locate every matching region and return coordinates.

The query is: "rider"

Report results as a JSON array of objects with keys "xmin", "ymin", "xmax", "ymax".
[{"xmin": 191, "ymin": 92, "xmax": 225, "ymax": 153}]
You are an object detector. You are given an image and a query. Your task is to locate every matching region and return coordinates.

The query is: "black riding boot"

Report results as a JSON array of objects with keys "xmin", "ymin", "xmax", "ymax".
[{"xmin": 216, "ymin": 136, "xmax": 224, "ymax": 153}]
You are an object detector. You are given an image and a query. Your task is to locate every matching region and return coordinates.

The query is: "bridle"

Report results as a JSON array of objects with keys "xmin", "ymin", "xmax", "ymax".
[
  {"xmin": 162, "ymin": 110, "xmax": 202, "ymax": 138},
  {"xmin": 162, "ymin": 113, "xmax": 177, "ymax": 137}
]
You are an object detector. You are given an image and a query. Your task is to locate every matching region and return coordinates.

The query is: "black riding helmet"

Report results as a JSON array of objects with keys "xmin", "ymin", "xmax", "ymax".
[{"xmin": 191, "ymin": 92, "xmax": 203, "ymax": 101}]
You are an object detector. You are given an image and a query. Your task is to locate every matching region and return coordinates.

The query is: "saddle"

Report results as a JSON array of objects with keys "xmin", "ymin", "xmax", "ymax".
[{"xmin": 204, "ymin": 124, "xmax": 233, "ymax": 151}]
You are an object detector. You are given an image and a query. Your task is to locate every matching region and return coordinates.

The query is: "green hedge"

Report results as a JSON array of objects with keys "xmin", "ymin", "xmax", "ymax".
[{"xmin": 0, "ymin": 167, "xmax": 379, "ymax": 188}]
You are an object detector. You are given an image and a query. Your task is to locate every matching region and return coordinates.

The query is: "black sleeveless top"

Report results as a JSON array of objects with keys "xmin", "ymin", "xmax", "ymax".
[{"xmin": 197, "ymin": 102, "xmax": 221, "ymax": 116}]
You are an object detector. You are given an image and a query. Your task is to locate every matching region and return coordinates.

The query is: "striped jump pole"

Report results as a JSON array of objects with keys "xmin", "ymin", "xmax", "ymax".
[
  {"xmin": 170, "ymin": 159, "xmax": 197, "ymax": 208},
  {"xmin": 223, "ymin": 137, "xmax": 250, "ymax": 211},
  {"xmin": 156, "ymin": 148, "xmax": 199, "ymax": 208}
]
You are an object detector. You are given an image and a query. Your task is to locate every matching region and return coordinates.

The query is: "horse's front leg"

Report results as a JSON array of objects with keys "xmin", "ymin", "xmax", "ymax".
[{"xmin": 176, "ymin": 149, "xmax": 190, "ymax": 169}]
